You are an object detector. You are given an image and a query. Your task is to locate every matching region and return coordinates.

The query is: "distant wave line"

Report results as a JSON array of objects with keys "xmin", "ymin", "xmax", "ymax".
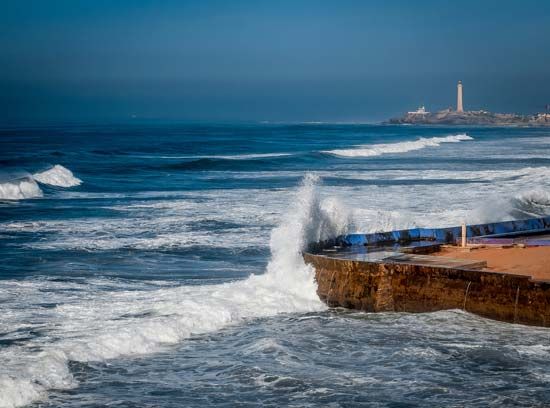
[
  {"xmin": 131, "ymin": 153, "xmax": 294, "ymax": 160},
  {"xmin": 322, "ymin": 134, "xmax": 473, "ymax": 158}
]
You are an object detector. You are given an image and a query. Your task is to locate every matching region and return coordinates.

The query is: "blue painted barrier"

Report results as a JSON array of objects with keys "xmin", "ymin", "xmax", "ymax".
[{"xmin": 337, "ymin": 216, "xmax": 550, "ymax": 247}]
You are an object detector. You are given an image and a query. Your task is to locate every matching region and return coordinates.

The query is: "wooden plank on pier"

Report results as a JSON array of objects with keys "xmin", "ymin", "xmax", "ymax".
[{"xmin": 383, "ymin": 254, "xmax": 487, "ymax": 270}]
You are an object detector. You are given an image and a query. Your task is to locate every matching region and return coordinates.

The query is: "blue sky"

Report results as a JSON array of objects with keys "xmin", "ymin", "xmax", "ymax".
[{"xmin": 2, "ymin": 0, "xmax": 550, "ymax": 123}]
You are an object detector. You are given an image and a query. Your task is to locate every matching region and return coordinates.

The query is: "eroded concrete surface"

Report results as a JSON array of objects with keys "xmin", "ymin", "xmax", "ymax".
[{"xmin": 304, "ymin": 252, "xmax": 550, "ymax": 326}]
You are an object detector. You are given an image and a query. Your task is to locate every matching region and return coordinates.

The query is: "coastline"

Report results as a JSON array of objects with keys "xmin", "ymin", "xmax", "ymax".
[{"xmin": 385, "ymin": 112, "xmax": 550, "ymax": 127}]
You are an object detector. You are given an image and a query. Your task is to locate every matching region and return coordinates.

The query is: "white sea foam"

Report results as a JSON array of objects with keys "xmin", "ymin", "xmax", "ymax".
[
  {"xmin": 32, "ymin": 165, "xmax": 82, "ymax": 187},
  {"xmin": 323, "ymin": 134, "xmax": 473, "ymax": 157},
  {"xmin": 0, "ymin": 165, "xmax": 81, "ymax": 201},
  {"xmin": 1, "ymin": 189, "xmax": 287, "ymax": 251},
  {"xmin": 261, "ymin": 174, "xmax": 351, "ymax": 291},
  {"xmin": 199, "ymin": 166, "xmax": 550, "ymax": 183},
  {"xmin": 1, "ymin": 155, "xmax": 549, "ymax": 407},
  {"xmin": 4, "ymin": 166, "xmax": 549, "ymax": 251},
  {"xmin": 0, "ymin": 175, "xmax": 351, "ymax": 408},
  {"xmin": 210, "ymin": 153, "xmax": 292, "ymax": 159},
  {"xmin": 0, "ymin": 177, "xmax": 43, "ymax": 200}
]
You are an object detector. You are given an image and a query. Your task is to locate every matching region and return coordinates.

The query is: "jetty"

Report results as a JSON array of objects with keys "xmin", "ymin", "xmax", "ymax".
[{"xmin": 304, "ymin": 217, "xmax": 550, "ymax": 327}]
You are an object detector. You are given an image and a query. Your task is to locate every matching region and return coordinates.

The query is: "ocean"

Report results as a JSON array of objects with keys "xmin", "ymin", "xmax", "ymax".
[{"xmin": 1, "ymin": 123, "xmax": 550, "ymax": 407}]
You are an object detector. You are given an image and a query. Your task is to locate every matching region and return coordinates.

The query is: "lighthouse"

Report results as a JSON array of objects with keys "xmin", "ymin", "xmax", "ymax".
[{"xmin": 457, "ymin": 81, "xmax": 464, "ymax": 112}]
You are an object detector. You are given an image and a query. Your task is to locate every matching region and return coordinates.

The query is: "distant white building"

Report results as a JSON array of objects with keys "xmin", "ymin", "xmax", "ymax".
[
  {"xmin": 408, "ymin": 105, "xmax": 429, "ymax": 115},
  {"xmin": 457, "ymin": 81, "xmax": 464, "ymax": 112}
]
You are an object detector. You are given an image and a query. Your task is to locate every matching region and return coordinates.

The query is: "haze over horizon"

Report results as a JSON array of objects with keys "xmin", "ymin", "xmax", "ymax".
[{"xmin": 2, "ymin": 0, "xmax": 550, "ymax": 124}]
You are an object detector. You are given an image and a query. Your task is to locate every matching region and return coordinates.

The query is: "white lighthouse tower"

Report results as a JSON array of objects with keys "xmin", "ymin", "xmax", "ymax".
[{"xmin": 457, "ymin": 81, "xmax": 464, "ymax": 113}]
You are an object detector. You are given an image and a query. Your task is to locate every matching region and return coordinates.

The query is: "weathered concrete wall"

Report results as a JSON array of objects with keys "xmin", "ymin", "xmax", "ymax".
[{"xmin": 304, "ymin": 253, "xmax": 550, "ymax": 327}]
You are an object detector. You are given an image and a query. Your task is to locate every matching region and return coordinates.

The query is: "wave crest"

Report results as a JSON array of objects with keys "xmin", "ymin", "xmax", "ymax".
[
  {"xmin": 473, "ymin": 189, "xmax": 550, "ymax": 223},
  {"xmin": 32, "ymin": 165, "xmax": 82, "ymax": 187},
  {"xmin": 0, "ymin": 165, "xmax": 82, "ymax": 201},
  {"xmin": 265, "ymin": 173, "xmax": 352, "ymax": 292},
  {"xmin": 0, "ymin": 177, "xmax": 43, "ymax": 200},
  {"xmin": 323, "ymin": 134, "xmax": 473, "ymax": 158}
]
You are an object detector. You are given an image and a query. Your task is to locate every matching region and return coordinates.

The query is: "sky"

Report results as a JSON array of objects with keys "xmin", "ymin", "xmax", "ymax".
[{"xmin": 1, "ymin": 0, "xmax": 550, "ymax": 124}]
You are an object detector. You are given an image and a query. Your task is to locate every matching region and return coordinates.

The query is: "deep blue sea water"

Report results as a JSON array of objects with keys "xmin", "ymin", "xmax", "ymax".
[{"xmin": 1, "ymin": 123, "xmax": 550, "ymax": 407}]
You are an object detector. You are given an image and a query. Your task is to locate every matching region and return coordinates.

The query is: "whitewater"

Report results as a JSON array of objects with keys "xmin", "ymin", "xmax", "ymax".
[
  {"xmin": 0, "ymin": 175, "xmax": 347, "ymax": 408},
  {"xmin": 2, "ymin": 124, "xmax": 550, "ymax": 407},
  {"xmin": 0, "ymin": 165, "xmax": 81, "ymax": 201},
  {"xmin": 323, "ymin": 133, "xmax": 473, "ymax": 157}
]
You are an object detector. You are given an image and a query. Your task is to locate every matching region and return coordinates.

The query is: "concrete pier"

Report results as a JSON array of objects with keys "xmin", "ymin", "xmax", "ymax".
[{"xmin": 304, "ymin": 217, "xmax": 550, "ymax": 327}]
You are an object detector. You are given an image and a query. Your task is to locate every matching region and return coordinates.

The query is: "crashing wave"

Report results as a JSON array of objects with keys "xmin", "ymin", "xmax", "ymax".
[
  {"xmin": 473, "ymin": 189, "xmax": 550, "ymax": 223},
  {"xmin": 323, "ymin": 134, "xmax": 473, "ymax": 158},
  {"xmin": 0, "ymin": 177, "xmax": 43, "ymax": 200},
  {"xmin": 0, "ymin": 165, "xmax": 81, "ymax": 201},
  {"xmin": 32, "ymin": 165, "xmax": 82, "ymax": 187},
  {"xmin": 262, "ymin": 173, "xmax": 352, "ymax": 290},
  {"xmin": 508, "ymin": 190, "xmax": 550, "ymax": 219},
  {"xmin": 0, "ymin": 174, "xmax": 350, "ymax": 408}
]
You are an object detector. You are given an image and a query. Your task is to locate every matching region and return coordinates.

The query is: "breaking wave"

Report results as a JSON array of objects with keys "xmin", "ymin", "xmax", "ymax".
[
  {"xmin": 473, "ymin": 189, "xmax": 550, "ymax": 223},
  {"xmin": 323, "ymin": 134, "xmax": 473, "ymax": 158},
  {"xmin": 0, "ymin": 174, "xmax": 350, "ymax": 408},
  {"xmin": 0, "ymin": 177, "xmax": 43, "ymax": 201},
  {"xmin": 0, "ymin": 165, "xmax": 81, "ymax": 201},
  {"xmin": 32, "ymin": 165, "xmax": 82, "ymax": 187},
  {"xmin": 263, "ymin": 174, "xmax": 351, "ymax": 289}
]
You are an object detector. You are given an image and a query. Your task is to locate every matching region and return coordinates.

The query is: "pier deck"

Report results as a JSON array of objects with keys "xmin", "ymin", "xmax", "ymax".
[{"xmin": 435, "ymin": 246, "xmax": 550, "ymax": 280}]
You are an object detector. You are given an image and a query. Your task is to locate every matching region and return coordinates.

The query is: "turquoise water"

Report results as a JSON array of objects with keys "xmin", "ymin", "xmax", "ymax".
[{"xmin": 1, "ymin": 123, "xmax": 550, "ymax": 407}]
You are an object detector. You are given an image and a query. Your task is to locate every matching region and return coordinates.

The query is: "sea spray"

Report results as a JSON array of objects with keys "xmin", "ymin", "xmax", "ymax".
[
  {"xmin": 507, "ymin": 190, "xmax": 550, "ymax": 219},
  {"xmin": 471, "ymin": 189, "xmax": 550, "ymax": 224},
  {"xmin": 0, "ymin": 174, "xmax": 353, "ymax": 408},
  {"xmin": 264, "ymin": 173, "xmax": 352, "ymax": 293}
]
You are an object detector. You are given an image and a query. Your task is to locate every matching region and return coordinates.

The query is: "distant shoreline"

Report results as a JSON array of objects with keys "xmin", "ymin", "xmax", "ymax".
[{"xmin": 386, "ymin": 109, "xmax": 550, "ymax": 127}]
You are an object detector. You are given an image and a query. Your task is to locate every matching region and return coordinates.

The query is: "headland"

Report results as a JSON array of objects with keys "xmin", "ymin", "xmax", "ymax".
[
  {"xmin": 387, "ymin": 81, "xmax": 550, "ymax": 126},
  {"xmin": 388, "ymin": 108, "xmax": 550, "ymax": 126}
]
